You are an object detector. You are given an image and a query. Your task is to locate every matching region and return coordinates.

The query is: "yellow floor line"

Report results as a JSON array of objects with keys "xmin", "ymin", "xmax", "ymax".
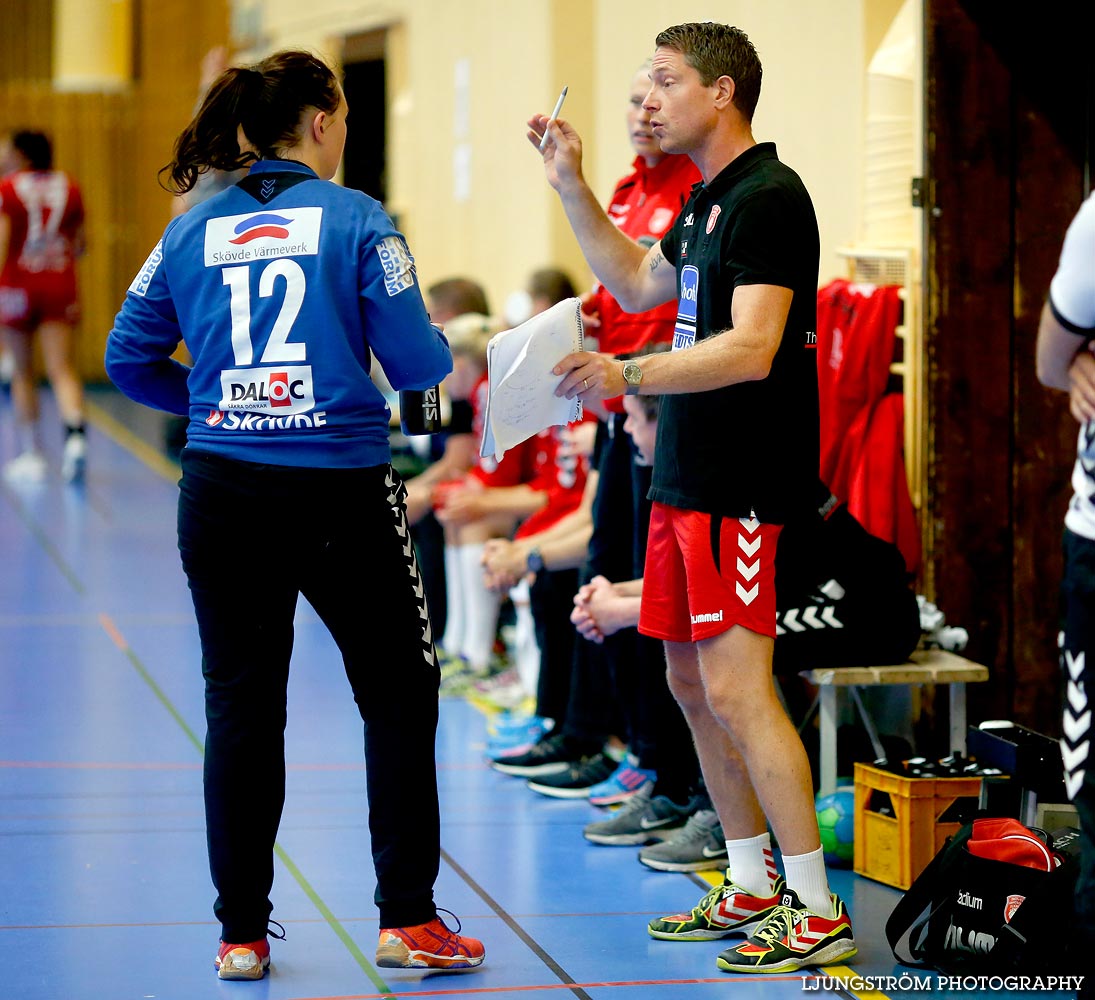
[{"xmin": 86, "ymin": 400, "xmax": 180, "ymax": 483}]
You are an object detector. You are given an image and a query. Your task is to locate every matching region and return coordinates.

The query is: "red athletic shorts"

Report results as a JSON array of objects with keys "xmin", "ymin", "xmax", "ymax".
[
  {"xmin": 0, "ymin": 271, "xmax": 79, "ymax": 333},
  {"xmin": 638, "ymin": 502, "xmax": 782, "ymax": 642}
]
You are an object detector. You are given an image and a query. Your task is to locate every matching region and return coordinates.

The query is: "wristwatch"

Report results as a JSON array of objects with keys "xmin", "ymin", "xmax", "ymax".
[
  {"xmin": 526, "ymin": 547, "xmax": 544, "ymax": 574},
  {"xmin": 622, "ymin": 360, "xmax": 643, "ymax": 395}
]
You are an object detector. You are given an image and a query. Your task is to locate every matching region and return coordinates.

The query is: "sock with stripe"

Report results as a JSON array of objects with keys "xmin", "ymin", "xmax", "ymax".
[{"xmin": 724, "ymin": 831, "xmax": 778, "ymax": 898}]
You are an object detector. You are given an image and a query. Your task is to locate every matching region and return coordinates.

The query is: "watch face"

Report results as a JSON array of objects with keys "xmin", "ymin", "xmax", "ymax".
[{"xmin": 623, "ymin": 362, "xmax": 642, "ymax": 390}]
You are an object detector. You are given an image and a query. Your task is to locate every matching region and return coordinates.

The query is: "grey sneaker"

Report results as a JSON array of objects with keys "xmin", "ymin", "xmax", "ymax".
[
  {"xmin": 584, "ymin": 788, "xmax": 695, "ymax": 846},
  {"xmin": 638, "ymin": 808, "xmax": 727, "ymax": 872}
]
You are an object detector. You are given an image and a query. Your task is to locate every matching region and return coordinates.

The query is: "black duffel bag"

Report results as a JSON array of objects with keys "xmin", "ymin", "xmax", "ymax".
[{"xmin": 885, "ymin": 816, "xmax": 1081, "ymax": 975}]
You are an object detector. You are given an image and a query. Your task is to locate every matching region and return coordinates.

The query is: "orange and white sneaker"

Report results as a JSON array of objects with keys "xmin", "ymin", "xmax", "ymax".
[
  {"xmin": 648, "ymin": 874, "xmax": 786, "ymax": 940},
  {"xmin": 716, "ymin": 887, "xmax": 857, "ymax": 973},
  {"xmin": 214, "ymin": 938, "xmax": 270, "ymax": 980},
  {"xmin": 376, "ymin": 911, "xmax": 485, "ymax": 969}
]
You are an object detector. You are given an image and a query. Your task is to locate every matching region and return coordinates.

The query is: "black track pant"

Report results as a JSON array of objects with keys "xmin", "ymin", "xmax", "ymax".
[
  {"xmin": 178, "ymin": 450, "xmax": 441, "ymax": 941},
  {"xmin": 1059, "ymin": 529, "xmax": 1095, "ymax": 980}
]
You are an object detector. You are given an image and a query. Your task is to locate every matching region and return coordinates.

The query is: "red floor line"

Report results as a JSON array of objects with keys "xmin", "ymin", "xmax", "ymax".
[
  {"xmin": 282, "ymin": 974, "xmax": 808, "ymax": 1000},
  {"xmin": 0, "ymin": 760, "xmax": 202, "ymax": 770},
  {"xmin": 0, "ymin": 911, "xmax": 695, "ymax": 932},
  {"xmin": 0, "ymin": 759, "xmax": 483, "ymax": 771}
]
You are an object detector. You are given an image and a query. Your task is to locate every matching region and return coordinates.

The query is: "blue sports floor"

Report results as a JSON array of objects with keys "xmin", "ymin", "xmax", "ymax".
[{"xmin": 0, "ymin": 386, "xmax": 1081, "ymax": 1000}]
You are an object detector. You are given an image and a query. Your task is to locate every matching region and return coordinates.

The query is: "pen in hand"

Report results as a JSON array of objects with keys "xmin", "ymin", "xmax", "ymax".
[{"xmin": 538, "ymin": 85, "xmax": 568, "ymax": 152}]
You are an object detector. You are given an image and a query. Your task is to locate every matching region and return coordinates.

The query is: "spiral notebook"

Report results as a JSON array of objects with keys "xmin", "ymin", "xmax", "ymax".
[{"xmin": 479, "ymin": 296, "xmax": 584, "ymax": 461}]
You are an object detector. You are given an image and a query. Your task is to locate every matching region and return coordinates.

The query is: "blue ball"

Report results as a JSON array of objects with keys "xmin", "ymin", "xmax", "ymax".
[{"xmin": 815, "ymin": 786, "xmax": 855, "ymax": 867}]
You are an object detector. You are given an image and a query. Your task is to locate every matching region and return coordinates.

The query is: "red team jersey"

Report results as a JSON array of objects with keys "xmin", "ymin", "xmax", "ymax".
[
  {"xmin": 0, "ymin": 169, "xmax": 85, "ymax": 331},
  {"xmin": 468, "ymin": 372, "xmax": 531, "ymax": 488},
  {"xmin": 513, "ymin": 418, "xmax": 593, "ymax": 539},
  {"xmin": 585, "ymin": 154, "xmax": 699, "ymax": 412},
  {"xmin": 437, "ymin": 374, "xmax": 591, "ymax": 534}
]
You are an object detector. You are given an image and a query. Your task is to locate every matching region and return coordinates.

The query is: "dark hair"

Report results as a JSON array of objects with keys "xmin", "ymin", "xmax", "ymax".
[
  {"xmin": 427, "ymin": 277, "xmax": 490, "ymax": 319},
  {"xmin": 11, "ymin": 130, "xmax": 52, "ymax": 170},
  {"xmin": 161, "ymin": 50, "xmax": 340, "ymax": 195},
  {"xmin": 529, "ymin": 267, "xmax": 577, "ymax": 306},
  {"xmin": 655, "ymin": 22, "xmax": 762, "ymax": 122}
]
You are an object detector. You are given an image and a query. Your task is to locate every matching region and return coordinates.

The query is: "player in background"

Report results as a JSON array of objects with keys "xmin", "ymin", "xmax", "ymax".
[{"xmin": 0, "ymin": 130, "xmax": 87, "ymax": 481}]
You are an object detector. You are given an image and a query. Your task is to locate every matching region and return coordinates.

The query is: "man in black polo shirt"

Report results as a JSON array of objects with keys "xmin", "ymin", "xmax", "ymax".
[{"xmin": 529, "ymin": 22, "xmax": 856, "ymax": 973}]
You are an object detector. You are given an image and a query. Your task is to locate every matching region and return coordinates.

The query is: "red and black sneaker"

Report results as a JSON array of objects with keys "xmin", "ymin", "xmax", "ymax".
[
  {"xmin": 716, "ymin": 887, "xmax": 857, "ymax": 973},
  {"xmin": 376, "ymin": 910, "xmax": 485, "ymax": 969},
  {"xmin": 648, "ymin": 874, "xmax": 786, "ymax": 940}
]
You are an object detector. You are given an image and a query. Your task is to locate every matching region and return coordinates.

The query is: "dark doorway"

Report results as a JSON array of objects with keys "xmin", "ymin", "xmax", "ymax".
[{"xmin": 341, "ymin": 30, "xmax": 386, "ymax": 204}]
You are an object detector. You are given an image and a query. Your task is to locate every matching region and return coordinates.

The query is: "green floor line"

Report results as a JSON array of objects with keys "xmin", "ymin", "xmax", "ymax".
[
  {"xmin": 0, "ymin": 482, "xmax": 86, "ymax": 595},
  {"xmin": 274, "ymin": 845, "xmax": 395, "ymax": 995},
  {"xmin": 117, "ymin": 640, "xmax": 204, "ymax": 756},
  {"xmin": 86, "ymin": 400, "xmax": 181, "ymax": 483}
]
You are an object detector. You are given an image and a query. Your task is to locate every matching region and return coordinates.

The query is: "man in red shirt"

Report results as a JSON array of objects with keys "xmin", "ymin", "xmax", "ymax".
[{"xmin": 0, "ymin": 130, "xmax": 87, "ymax": 482}]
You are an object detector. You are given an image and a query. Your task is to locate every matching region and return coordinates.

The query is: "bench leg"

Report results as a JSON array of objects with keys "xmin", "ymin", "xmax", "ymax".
[
  {"xmin": 848, "ymin": 686, "xmax": 888, "ymax": 761},
  {"xmin": 819, "ymin": 685, "xmax": 838, "ymax": 797},
  {"xmin": 949, "ymin": 682, "xmax": 967, "ymax": 756}
]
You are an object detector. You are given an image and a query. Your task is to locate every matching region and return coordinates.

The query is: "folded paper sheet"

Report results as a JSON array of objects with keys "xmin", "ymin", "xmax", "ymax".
[{"xmin": 479, "ymin": 297, "xmax": 584, "ymax": 461}]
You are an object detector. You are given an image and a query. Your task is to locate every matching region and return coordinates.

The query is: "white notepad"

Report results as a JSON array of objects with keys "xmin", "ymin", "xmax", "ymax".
[{"xmin": 479, "ymin": 296, "xmax": 585, "ymax": 461}]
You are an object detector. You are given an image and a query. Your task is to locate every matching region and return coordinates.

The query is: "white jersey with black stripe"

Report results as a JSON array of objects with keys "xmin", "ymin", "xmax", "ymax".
[{"xmin": 1051, "ymin": 192, "xmax": 1095, "ymax": 539}]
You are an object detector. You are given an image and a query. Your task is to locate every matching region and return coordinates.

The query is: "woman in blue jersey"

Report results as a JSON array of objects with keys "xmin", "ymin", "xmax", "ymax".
[{"xmin": 105, "ymin": 50, "xmax": 484, "ymax": 981}]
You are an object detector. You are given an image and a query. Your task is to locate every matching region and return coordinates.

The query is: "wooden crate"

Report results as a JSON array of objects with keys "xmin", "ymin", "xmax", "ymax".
[{"xmin": 853, "ymin": 761, "xmax": 981, "ymax": 889}]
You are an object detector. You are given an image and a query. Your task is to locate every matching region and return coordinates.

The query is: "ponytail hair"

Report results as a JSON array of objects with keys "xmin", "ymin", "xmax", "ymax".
[
  {"xmin": 11, "ymin": 130, "xmax": 53, "ymax": 170},
  {"xmin": 160, "ymin": 50, "xmax": 340, "ymax": 195}
]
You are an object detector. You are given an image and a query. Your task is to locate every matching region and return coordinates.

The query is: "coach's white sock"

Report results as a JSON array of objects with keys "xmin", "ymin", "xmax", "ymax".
[
  {"xmin": 509, "ymin": 579, "xmax": 540, "ymax": 697},
  {"xmin": 725, "ymin": 832, "xmax": 777, "ymax": 898},
  {"xmin": 459, "ymin": 542, "xmax": 500, "ymax": 672},
  {"xmin": 440, "ymin": 544, "xmax": 464, "ymax": 657},
  {"xmin": 781, "ymin": 845, "xmax": 835, "ymax": 916},
  {"xmin": 15, "ymin": 420, "xmax": 40, "ymax": 456}
]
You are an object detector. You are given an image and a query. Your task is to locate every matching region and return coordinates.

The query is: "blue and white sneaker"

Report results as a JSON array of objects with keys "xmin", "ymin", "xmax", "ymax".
[
  {"xmin": 587, "ymin": 758, "xmax": 656, "ymax": 807},
  {"xmin": 491, "ymin": 711, "xmax": 548, "ymax": 737},
  {"xmin": 487, "ymin": 716, "xmax": 552, "ymax": 758}
]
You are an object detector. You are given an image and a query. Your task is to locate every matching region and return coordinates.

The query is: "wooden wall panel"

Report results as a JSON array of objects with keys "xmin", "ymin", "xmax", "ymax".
[
  {"xmin": 925, "ymin": 0, "xmax": 1092, "ymax": 730},
  {"xmin": 1012, "ymin": 101, "xmax": 1088, "ymax": 730},
  {"xmin": 131, "ymin": 0, "xmax": 231, "ymax": 294},
  {"xmin": 924, "ymin": 3, "xmax": 1014, "ymax": 718},
  {"xmin": 0, "ymin": 0, "xmax": 53, "ymax": 85},
  {"xmin": 0, "ymin": 0, "xmax": 229, "ymax": 382}
]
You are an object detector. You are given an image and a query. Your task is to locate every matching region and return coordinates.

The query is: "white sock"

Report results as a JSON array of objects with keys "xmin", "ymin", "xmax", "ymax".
[
  {"xmin": 725, "ymin": 832, "xmax": 777, "ymax": 897},
  {"xmin": 16, "ymin": 421, "xmax": 39, "ymax": 455},
  {"xmin": 509, "ymin": 579, "xmax": 539, "ymax": 698},
  {"xmin": 781, "ymin": 845, "xmax": 834, "ymax": 916},
  {"xmin": 460, "ymin": 542, "xmax": 500, "ymax": 671},
  {"xmin": 440, "ymin": 544, "xmax": 464, "ymax": 656}
]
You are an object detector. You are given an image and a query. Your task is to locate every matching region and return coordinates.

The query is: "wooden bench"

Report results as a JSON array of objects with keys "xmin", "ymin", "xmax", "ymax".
[{"xmin": 798, "ymin": 648, "xmax": 989, "ymax": 796}]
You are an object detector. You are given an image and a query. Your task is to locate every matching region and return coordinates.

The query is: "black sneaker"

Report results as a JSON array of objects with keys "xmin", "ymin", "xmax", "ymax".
[
  {"xmin": 583, "ymin": 787, "xmax": 696, "ymax": 845},
  {"xmin": 491, "ymin": 733, "xmax": 577, "ymax": 777},
  {"xmin": 526, "ymin": 752, "xmax": 617, "ymax": 798}
]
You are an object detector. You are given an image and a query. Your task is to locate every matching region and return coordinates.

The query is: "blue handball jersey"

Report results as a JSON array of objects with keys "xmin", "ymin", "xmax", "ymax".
[{"xmin": 105, "ymin": 160, "xmax": 452, "ymax": 468}]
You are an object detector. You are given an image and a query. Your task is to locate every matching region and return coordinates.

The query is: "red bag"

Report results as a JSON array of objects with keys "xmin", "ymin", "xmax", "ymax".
[{"xmin": 965, "ymin": 817, "xmax": 1063, "ymax": 870}]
